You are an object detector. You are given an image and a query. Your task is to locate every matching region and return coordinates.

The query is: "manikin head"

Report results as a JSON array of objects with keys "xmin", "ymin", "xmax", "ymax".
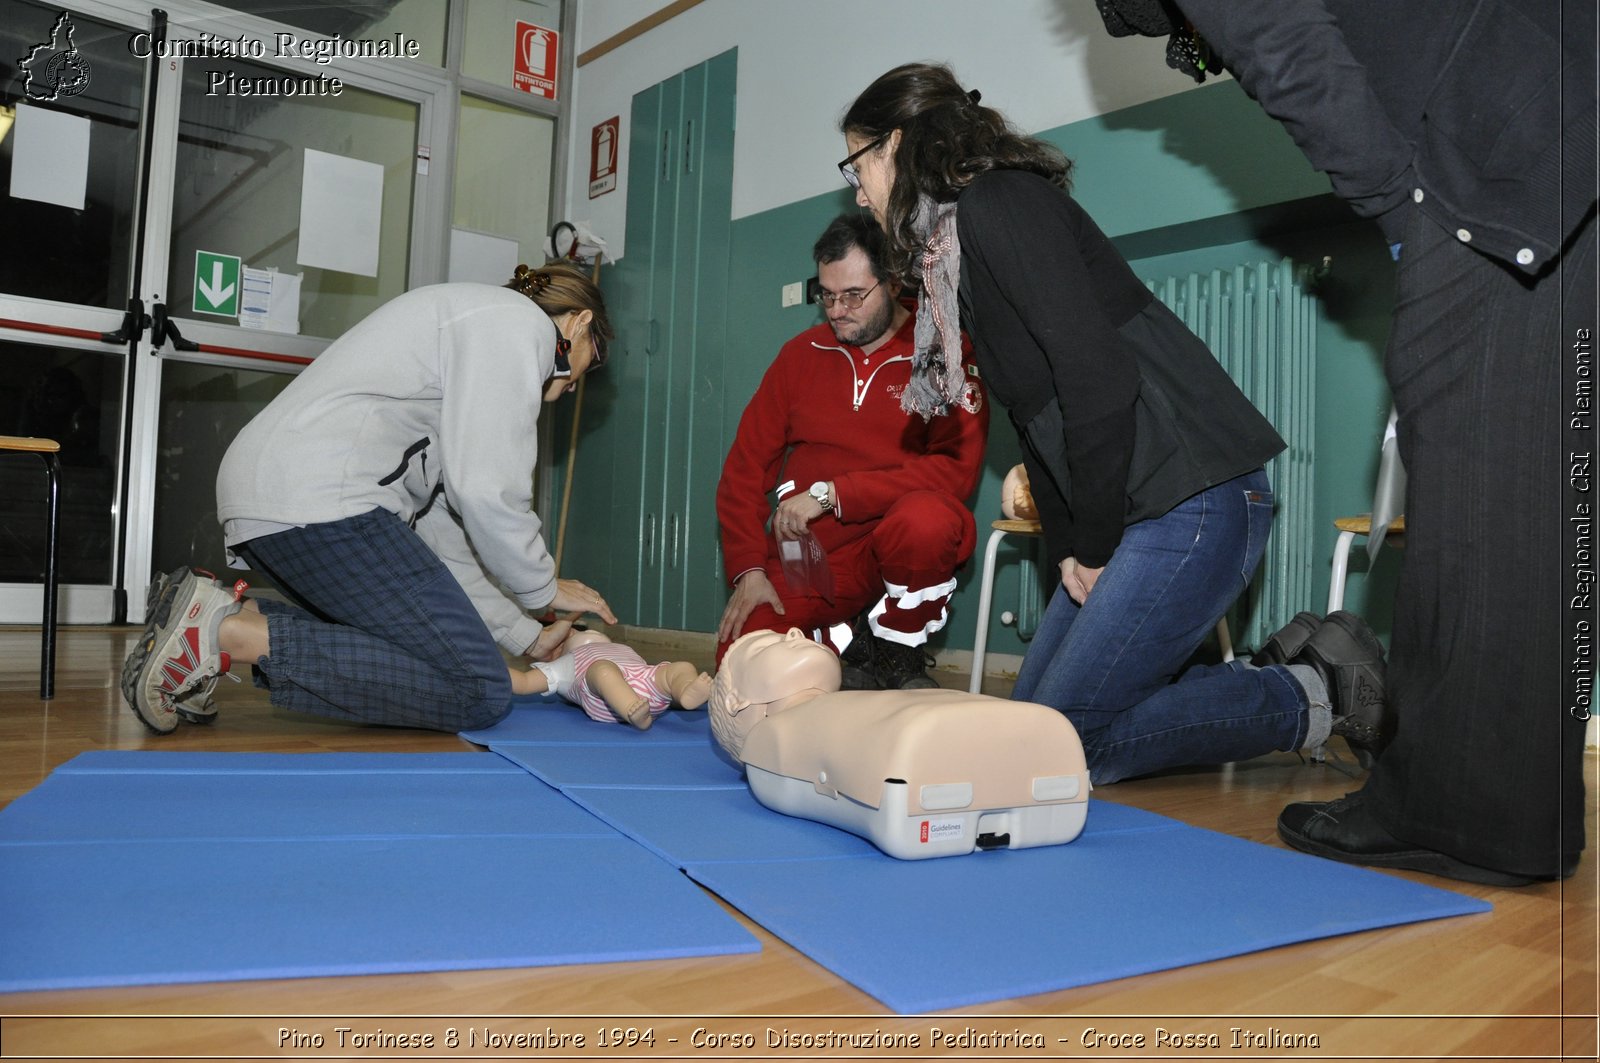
[
  {"xmin": 709, "ymin": 629, "xmax": 842, "ymax": 759},
  {"xmin": 555, "ymin": 628, "xmax": 612, "ymax": 654}
]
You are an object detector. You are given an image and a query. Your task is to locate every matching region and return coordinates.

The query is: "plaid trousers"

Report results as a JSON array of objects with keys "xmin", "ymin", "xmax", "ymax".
[{"xmin": 235, "ymin": 507, "xmax": 512, "ymax": 731}]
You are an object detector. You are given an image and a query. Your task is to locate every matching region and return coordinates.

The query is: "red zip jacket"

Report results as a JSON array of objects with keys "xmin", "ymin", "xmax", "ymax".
[{"xmin": 717, "ymin": 313, "xmax": 988, "ymax": 584}]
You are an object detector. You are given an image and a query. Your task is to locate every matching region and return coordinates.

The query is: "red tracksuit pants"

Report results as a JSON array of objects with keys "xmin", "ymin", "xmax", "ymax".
[{"xmin": 718, "ymin": 490, "xmax": 976, "ymax": 663}]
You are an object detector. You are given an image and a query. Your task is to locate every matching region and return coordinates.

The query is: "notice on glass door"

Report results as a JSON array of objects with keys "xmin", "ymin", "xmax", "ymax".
[
  {"xmin": 297, "ymin": 148, "xmax": 383, "ymax": 277},
  {"xmin": 9, "ymin": 103, "xmax": 89, "ymax": 210},
  {"xmin": 240, "ymin": 267, "xmax": 302, "ymax": 334}
]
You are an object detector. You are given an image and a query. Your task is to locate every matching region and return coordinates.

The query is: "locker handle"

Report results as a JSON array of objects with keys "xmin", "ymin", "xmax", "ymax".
[
  {"xmin": 684, "ymin": 119, "xmax": 694, "ymax": 175},
  {"xmin": 668, "ymin": 512, "xmax": 680, "ymax": 567},
  {"xmin": 646, "ymin": 318, "xmax": 659, "ymax": 356},
  {"xmin": 644, "ymin": 513, "xmax": 657, "ymax": 566},
  {"xmin": 661, "ymin": 130, "xmax": 670, "ymax": 182}
]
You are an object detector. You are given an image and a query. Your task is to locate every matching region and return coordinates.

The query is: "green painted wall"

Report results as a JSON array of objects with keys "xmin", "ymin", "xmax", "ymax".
[{"xmin": 559, "ymin": 79, "xmax": 1402, "ymax": 655}]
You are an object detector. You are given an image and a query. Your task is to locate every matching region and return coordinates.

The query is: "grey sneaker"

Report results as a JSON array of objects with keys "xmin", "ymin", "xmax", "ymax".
[
  {"xmin": 141, "ymin": 569, "xmax": 219, "ymax": 725},
  {"xmin": 121, "ymin": 568, "xmax": 246, "ymax": 734}
]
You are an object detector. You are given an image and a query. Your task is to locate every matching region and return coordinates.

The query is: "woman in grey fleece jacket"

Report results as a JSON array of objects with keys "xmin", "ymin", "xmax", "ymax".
[{"xmin": 122, "ymin": 262, "xmax": 617, "ymax": 735}]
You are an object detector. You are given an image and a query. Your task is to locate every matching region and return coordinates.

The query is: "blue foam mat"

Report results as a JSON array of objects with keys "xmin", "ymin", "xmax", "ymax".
[
  {"xmin": 0, "ymin": 836, "xmax": 753, "ymax": 992},
  {"xmin": 465, "ymin": 702, "xmax": 1492, "ymax": 1012},
  {"xmin": 0, "ymin": 753, "xmax": 611, "ymax": 842},
  {"xmin": 0, "ymin": 751, "xmax": 757, "ymax": 992}
]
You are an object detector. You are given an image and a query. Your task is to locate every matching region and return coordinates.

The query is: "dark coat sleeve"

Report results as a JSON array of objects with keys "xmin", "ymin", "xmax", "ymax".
[{"xmin": 1174, "ymin": 0, "xmax": 1417, "ymax": 243}]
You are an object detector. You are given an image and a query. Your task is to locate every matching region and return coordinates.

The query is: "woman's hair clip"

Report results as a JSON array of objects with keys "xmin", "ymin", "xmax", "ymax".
[
  {"xmin": 510, "ymin": 263, "xmax": 551, "ymax": 296},
  {"xmin": 966, "ymin": 88, "xmax": 982, "ymax": 105}
]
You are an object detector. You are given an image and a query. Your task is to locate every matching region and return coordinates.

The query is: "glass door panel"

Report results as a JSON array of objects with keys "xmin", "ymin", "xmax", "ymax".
[
  {"xmin": 167, "ymin": 54, "xmax": 420, "ymax": 341},
  {"xmin": 0, "ymin": 0, "xmax": 152, "ymax": 623},
  {"xmin": 151, "ymin": 360, "xmax": 291, "ymax": 583},
  {"xmin": 462, "ymin": 0, "xmax": 563, "ymax": 94},
  {"xmin": 0, "ymin": 0, "xmax": 145, "ymax": 308},
  {"xmin": 453, "ymin": 94, "xmax": 554, "ymax": 266},
  {"xmin": 201, "ymin": 0, "xmax": 450, "ymax": 67},
  {"xmin": 0, "ymin": 339, "xmax": 121, "ymax": 600}
]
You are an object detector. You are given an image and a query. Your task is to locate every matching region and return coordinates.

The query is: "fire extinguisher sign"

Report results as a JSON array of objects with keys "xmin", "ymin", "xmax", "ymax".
[
  {"xmin": 589, "ymin": 116, "xmax": 619, "ymax": 199},
  {"xmin": 513, "ymin": 21, "xmax": 558, "ymax": 99}
]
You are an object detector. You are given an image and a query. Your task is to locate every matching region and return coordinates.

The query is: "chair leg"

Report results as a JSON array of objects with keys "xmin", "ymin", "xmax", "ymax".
[
  {"xmin": 968, "ymin": 528, "xmax": 1008, "ymax": 694},
  {"xmin": 1215, "ymin": 616, "xmax": 1234, "ymax": 664},
  {"xmin": 1327, "ymin": 530, "xmax": 1359, "ymax": 614},
  {"xmin": 40, "ymin": 451, "xmax": 60, "ymax": 701}
]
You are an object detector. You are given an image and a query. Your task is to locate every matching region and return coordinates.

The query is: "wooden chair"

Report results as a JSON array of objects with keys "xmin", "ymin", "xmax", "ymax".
[
  {"xmin": 1328, "ymin": 514, "xmax": 1406, "ymax": 613},
  {"xmin": 1, "ymin": 436, "xmax": 62, "ymax": 699},
  {"xmin": 968, "ymin": 518, "xmax": 1233, "ymax": 694}
]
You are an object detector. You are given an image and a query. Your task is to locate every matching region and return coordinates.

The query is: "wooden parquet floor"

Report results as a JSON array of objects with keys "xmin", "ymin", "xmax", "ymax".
[{"xmin": 0, "ymin": 626, "xmax": 1594, "ymax": 1061}]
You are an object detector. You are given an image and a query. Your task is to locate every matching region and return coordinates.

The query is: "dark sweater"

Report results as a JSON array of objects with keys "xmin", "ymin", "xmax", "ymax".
[
  {"xmin": 955, "ymin": 170, "xmax": 1284, "ymax": 568},
  {"xmin": 1176, "ymin": 0, "xmax": 1596, "ymax": 275}
]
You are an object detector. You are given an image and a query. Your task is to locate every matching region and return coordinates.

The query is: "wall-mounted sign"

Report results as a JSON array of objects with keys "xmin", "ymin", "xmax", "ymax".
[
  {"xmin": 193, "ymin": 250, "xmax": 241, "ymax": 317},
  {"xmin": 513, "ymin": 22, "xmax": 558, "ymax": 99},
  {"xmin": 589, "ymin": 116, "xmax": 619, "ymax": 199}
]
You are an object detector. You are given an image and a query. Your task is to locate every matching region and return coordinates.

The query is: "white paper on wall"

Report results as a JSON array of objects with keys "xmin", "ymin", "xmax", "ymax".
[
  {"xmin": 239, "ymin": 267, "xmax": 303, "ymax": 334},
  {"xmin": 448, "ymin": 228, "xmax": 520, "ymax": 286},
  {"xmin": 9, "ymin": 103, "xmax": 89, "ymax": 210},
  {"xmin": 297, "ymin": 148, "xmax": 383, "ymax": 277}
]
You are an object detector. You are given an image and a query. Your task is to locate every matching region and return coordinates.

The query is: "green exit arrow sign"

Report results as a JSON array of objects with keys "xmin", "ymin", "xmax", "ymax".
[{"xmin": 193, "ymin": 250, "xmax": 241, "ymax": 317}]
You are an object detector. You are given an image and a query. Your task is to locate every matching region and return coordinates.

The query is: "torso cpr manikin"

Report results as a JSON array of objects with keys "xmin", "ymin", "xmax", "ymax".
[{"xmin": 709, "ymin": 629, "xmax": 1090, "ymax": 859}]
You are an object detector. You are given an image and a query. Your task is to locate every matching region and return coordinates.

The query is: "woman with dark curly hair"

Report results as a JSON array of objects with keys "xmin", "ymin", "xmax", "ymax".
[{"xmin": 839, "ymin": 62, "xmax": 1390, "ymax": 784}]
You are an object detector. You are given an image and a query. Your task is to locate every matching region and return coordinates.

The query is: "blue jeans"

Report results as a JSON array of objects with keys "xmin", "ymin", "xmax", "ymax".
[
  {"xmin": 235, "ymin": 508, "xmax": 513, "ymax": 732},
  {"xmin": 1012, "ymin": 469, "xmax": 1307, "ymax": 784}
]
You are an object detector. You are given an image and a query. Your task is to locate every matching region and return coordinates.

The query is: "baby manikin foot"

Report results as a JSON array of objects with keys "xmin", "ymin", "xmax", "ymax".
[
  {"xmin": 613, "ymin": 696, "xmax": 655, "ymax": 730},
  {"xmin": 675, "ymin": 672, "xmax": 714, "ymax": 711}
]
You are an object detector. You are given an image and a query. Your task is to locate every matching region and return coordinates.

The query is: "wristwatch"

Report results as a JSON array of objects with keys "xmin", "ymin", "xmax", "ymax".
[{"xmin": 808, "ymin": 481, "xmax": 834, "ymax": 512}]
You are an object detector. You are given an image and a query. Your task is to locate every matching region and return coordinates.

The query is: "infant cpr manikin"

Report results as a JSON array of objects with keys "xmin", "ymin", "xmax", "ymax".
[{"xmin": 710, "ymin": 629, "xmax": 1090, "ymax": 859}]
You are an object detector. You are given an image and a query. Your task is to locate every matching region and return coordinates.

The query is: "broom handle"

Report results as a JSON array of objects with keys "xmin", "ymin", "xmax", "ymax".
[{"xmin": 552, "ymin": 253, "xmax": 602, "ymax": 573}]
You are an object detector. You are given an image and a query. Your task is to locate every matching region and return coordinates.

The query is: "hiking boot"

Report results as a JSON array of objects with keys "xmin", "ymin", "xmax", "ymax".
[
  {"xmin": 1293, "ymin": 610, "xmax": 1391, "ymax": 768},
  {"xmin": 839, "ymin": 616, "xmax": 882, "ymax": 690},
  {"xmin": 1251, "ymin": 611, "xmax": 1322, "ymax": 667},
  {"xmin": 122, "ymin": 568, "xmax": 246, "ymax": 734},
  {"xmin": 872, "ymin": 636, "xmax": 940, "ymax": 690}
]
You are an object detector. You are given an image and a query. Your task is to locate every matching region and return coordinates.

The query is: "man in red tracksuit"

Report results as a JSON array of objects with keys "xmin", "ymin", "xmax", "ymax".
[{"xmin": 715, "ymin": 214, "xmax": 988, "ymax": 688}]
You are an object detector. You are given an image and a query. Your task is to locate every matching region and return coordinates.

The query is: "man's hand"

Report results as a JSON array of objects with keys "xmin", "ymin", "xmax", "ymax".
[
  {"xmin": 549, "ymin": 578, "xmax": 618, "ymax": 624},
  {"xmin": 772, "ymin": 490, "xmax": 826, "ymax": 541},
  {"xmin": 1060, "ymin": 557, "xmax": 1104, "ymax": 606},
  {"xmin": 717, "ymin": 569, "xmax": 784, "ymax": 644}
]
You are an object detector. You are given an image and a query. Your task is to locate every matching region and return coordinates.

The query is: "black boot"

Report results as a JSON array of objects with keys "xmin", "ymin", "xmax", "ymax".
[
  {"xmin": 1293, "ymin": 610, "xmax": 1392, "ymax": 768},
  {"xmin": 872, "ymin": 636, "xmax": 939, "ymax": 690},
  {"xmin": 1278, "ymin": 791, "xmax": 1577, "ymax": 886},
  {"xmin": 839, "ymin": 616, "xmax": 881, "ymax": 690}
]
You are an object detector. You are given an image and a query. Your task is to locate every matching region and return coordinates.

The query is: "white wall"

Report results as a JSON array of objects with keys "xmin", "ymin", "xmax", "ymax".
[{"xmin": 565, "ymin": 0, "xmax": 1210, "ymax": 259}]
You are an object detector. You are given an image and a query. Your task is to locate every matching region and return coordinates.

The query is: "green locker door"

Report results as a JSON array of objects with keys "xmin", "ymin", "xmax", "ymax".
[
  {"xmin": 565, "ymin": 50, "xmax": 735, "ymax": 632},
  {"xmin": 660, "ymin": 51, "xmax": 735, "ymax": 630},
  {"xmin": 637, "ymin": 72, "xmax": 685, "ymax": 626},
  {"xmin": 567, "ymin": 80, "xmax": 664, "ymax": 624}
]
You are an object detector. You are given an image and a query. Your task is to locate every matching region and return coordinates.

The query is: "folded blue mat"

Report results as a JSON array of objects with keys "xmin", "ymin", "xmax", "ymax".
[
  {"xmin": 0, "ymin": 752, "xmax": 609, "ymax": 842},
  {"xmin": 465, "ymin": 703, "xmax": 1492, "ymax": 1013},
  {"xmin": 0, "ymin": 751, "xmax": 757, "ymax": 992}
]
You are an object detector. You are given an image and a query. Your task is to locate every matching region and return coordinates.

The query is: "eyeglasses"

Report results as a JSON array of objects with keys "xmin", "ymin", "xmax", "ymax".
[
  {"xmin": 814, "ymin": 279, "xmax": 881, "ymax": 310},
  {"xmin": 838, "ymin": 132, "xmax": 890, "ymax": 189},
  {"xmin": 588, "ymin": 324, "xmax": 608, "ymax": 368}
]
